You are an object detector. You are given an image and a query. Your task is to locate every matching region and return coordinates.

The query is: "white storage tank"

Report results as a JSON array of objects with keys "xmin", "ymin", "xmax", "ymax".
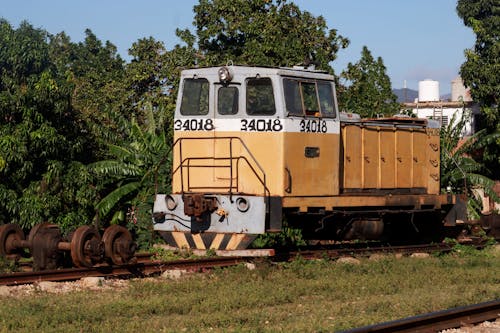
[{"xmin": 418, "ymin": 79, "xmax": 440, "ymax": 102}]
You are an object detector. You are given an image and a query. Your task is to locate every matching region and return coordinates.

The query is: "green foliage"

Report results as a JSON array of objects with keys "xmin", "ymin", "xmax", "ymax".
[
  {"xmin": 339, "ymin": 46, "xmax": 399, "ymax": 117},
  {"xmin": 440, "ymin": 110, "xmax": 500, "ymax": 218},
  {"xmin": 0, "ymin": 20, "xmax": 96, "ymax": 231},
  {"xmin": 193, "ymin": 0, "xmax": 349, "ymax": 71},
  {"xmin": 252, "ymin": 224, "xmax": 306, "ymax": 249},
  {"xmin": 88, "ymin": 105, "xmax": 170, "ymax": 248},
  {"xmin": 456, "ymin": 0, "xmax": 500, "ymax": 178},
  {"xmin": 0, "ymin": 256, "xmax": 19, "ymax": 273}
]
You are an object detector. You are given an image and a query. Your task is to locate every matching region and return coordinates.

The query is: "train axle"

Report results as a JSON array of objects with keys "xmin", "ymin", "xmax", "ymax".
[{"xmin": 0, "ymin": 223, "xmax": 136, "ymax": 270}]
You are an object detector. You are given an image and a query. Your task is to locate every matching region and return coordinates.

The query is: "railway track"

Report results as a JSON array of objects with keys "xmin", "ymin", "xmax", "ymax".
[
  {"xmin": 0, "ymin": 255, "xmax": 248, "ymax": 286},
  {"xmin": 284, "ymin": 243, "xmax": 459, "ymax": 261},
  {"xmin": 0, "ymin": 242, "xmax": 482, "ymax": 286},
  {"xmin": 340, "ymin": 299, "xmax": 500, "ymax": 333}
]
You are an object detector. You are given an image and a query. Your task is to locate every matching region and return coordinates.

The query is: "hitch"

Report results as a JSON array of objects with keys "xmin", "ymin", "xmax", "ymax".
[{"xmin": 183, "ymin": 194, "xmax": 218, "ymax": 220}]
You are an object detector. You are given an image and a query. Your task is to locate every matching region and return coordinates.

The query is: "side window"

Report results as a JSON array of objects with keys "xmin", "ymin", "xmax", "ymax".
[
  {"xmin": 317, "ymin": 82, "xmax": 336, "ymax": 118},
  {"xmin": 284, "ymin": 78, "xmax": 337, "ymax": 118},
  {"xmin": 180, "ymin": 78, "xmax": 209, "ymax": 115},
  {"xmin": 218, "ymin": 86, "xmax": 239, "ymax": 115},
  {"xmin": 284, "ymin": 79, "xmax": 303, "ymax": 116},
  {"xmin": 246, "ymin": 78, "xmax": 276, "ymax": 115}
]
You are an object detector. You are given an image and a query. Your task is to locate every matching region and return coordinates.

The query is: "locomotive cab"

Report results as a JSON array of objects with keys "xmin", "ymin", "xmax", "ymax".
[{"xmin": 153, "ymin": 65, "xmax": 341, "ymax": 249}]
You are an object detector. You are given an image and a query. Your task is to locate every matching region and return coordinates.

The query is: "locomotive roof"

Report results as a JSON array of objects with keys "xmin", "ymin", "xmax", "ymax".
[{"xmin": 180, "ymin": 65, "xmax": 335, "ymax": 81}]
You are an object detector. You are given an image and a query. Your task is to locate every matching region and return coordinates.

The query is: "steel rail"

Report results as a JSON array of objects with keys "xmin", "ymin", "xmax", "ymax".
[
  {"xmin": 339, "ymin": 299, "xmax": 500, "ymax": 333},
  {"xmin": 0, "ymin": 256, "xmax": 247, "ymax": 286},
  {"xmin": 283, "ymin": 243, "xmax": 457, "ymax": 261}
]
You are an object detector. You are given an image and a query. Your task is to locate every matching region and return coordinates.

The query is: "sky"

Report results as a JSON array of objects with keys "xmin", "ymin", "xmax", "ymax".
[{"xmin": 0, "ymin": 0, "xmax": 475, "ymax": 94}]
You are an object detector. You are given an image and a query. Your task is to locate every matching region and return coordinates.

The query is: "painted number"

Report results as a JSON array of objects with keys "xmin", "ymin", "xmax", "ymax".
[
  {"xmin": 299, "ymin": 119, "xmax": 327, "ymax": 133},
  {"xmin": 174, "ymin": 119, "xmax": 214, "ymax": 131},
  {"xmin": 241, "ymin": 119, "xmax": 283, "ymax": 132}
]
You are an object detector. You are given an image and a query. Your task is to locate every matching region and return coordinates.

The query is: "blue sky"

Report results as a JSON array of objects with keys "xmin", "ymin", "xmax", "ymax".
[{"xmin": 0, "ymin": 0, "xmax": 474, "ymax": 93}]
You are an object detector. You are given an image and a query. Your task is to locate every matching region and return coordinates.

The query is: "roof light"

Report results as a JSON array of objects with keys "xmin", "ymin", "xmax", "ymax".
[{"xmin": 218, "ymin": 66, "xmax": 232, "ymax": 83}]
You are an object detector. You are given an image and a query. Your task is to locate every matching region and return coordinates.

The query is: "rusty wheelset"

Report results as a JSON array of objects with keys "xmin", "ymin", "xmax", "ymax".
[{"xmin": 0, "ymin": 223, "xmax": 136, "ymax": 270}]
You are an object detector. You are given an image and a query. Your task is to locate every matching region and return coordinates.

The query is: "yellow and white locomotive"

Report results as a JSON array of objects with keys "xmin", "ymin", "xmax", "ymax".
[{"xmin": 152, "ymin": 65, "xmax": 464, "ymax": 250}]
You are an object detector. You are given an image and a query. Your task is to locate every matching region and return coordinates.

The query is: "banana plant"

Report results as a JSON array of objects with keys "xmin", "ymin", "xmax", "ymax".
[
  {"xmin": 88, "ymin": 103, "xmax": 171, "ymax": 227},
  {"xmin": 440, "ymin": 111, "xmax": 500, "ymax": 218}
]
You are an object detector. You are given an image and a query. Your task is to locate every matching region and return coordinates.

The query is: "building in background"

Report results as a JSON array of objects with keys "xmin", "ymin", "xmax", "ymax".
[{"xmin": 401, "ymin": 76, "xmax": 480, "ymax": 137}]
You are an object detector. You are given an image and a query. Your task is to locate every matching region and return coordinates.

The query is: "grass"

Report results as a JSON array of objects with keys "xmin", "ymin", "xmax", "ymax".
[{"xmin": 0, "ymin": 246, "xmax": 499, "ymax": 332}]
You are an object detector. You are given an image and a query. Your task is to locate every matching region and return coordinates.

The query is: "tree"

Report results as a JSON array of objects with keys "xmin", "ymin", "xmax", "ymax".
[
  {"xmin": 49, "ymin": 29, "xmax": 130, "ymax": 156},
  {"xmin": 456, "ymin": 0, "xmax": 500, "ymax": 178},
  {"xmin": 193, "ymin": 0, "xmax": 349, "ymax": 71},
  {"xmin": 0, "ymin": 20, "xmax": 96, "ymax": 230},
  {"xmin": 339, "ymin": 46, "xmax": 399, "ymax": 117}
]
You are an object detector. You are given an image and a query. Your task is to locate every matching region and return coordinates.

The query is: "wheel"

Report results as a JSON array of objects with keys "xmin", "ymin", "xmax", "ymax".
[
  {"xmin": 0, "ymin": 224, "xmax": 25, "ymax": 259},
  {"xmin": 102, "ymin": 225, "xmax": 136, "ymax": 265},
  {"xmin": 30, "ymin": 224, "xmax": 63, "ymax": 271},
  {"xmin": 70, "ymin": 226, "xmax": 104, "ymax": 268}
]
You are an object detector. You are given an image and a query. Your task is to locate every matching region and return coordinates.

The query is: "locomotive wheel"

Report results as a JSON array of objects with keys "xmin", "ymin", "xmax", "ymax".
[
  {"xmin": 0, "ymin": 223, "xmax": 25, "ymax": 259},
  {"xmin": 31, "ymin": 223, "xmax": 63, "ymax": 271},
  {"xmin": 102, "ymin": 225, "xmax": 136, "ymax": 265},
  {"xmin": 70, "ymin": 226, "xmax": 104, "ymax": 268}
]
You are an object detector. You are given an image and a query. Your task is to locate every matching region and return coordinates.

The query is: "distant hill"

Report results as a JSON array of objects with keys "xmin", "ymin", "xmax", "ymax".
[{"xmin": 393, "ymin": 88, "xmax": 418, "ymax": 103}]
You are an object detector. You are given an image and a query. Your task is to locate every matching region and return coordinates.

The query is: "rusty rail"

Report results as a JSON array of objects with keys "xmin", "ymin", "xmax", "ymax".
[
  {"xmin": 339, "ymin": 299, "xmax": 500, "ymax": 333},
  {"xmin": 280, "ymin": 243, "xmax": 458, "ymax": 261},
  {"xmin": 0, "ymin": 256, "xmax": 247, "ymax": 286}
]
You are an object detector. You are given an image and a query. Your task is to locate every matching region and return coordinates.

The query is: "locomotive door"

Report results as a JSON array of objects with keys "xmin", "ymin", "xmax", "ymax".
[{"xmin": 283, "ymin": 78, "xmax": 340, "ymax": 196}]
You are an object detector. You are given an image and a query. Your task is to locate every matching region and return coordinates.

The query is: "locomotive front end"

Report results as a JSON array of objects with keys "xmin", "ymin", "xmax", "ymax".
[{"xmin": 152, "ymin": 66, "xmax": 288, "ymax": 250}]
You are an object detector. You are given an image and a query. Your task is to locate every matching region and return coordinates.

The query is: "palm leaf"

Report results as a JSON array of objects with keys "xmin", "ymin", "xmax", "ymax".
[
  {"xmin": 96, "ymin": 181, "xmax": 141, "ymax": 217},
  {"xmin": 88, "ymin": 160, "xmax": 143, "ymax": 177}
]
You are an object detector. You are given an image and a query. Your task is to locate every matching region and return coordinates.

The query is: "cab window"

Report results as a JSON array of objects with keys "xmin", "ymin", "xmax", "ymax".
[
  {"xmin": 283, "ymin": 79, "xmax": 302, "ymax": 116},
  {"xmin": 317, "ymin": 82, "xmax": 335, "ymax": 117},
  {"xmin": 284, "ymin": 78, "xmax": 337, "ymax": 118},
  {"xmin": 180, "ymin": 78, "xmax": 209, "ymax": 115},
  {"xmin": 217, "ymin": 86, "xmax": 239, "ymax": 115},
  {"xmin": 246, "ymin": 78, "xmax": 276, "ymax": 115},
  {"xmin": 302, "ymin": 82, "xmax": 319, "ymax": 115}
]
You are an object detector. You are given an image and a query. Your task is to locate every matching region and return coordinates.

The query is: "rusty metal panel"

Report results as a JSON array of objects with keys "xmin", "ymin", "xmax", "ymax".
[
  {"xmin": 396, "ymin": 130, "xmax": 412, "ymax": 188},
  {"xmin": 412, "ymin": 129, "xmax": 428, "ymax": 188},
  {"xmin": 427, "ymin": 128, "xmax": 441, "ymax": 194},
  {"xmin": 342, "ymin": 124, "xmax": 362, "ymax": 189},
  {"xmin": 341, "ymin": 119, "xmax": 439, "ymax": 194},
  {"xmin": 362, "ymin": 127, "xmax": 379, "ymax": 188},
  {"xmin": 379, "ymin": 128, "xmax": 396, "ymax": 188},
  {"xmin": 282, "ymin": 193, "xmax": 456, "ymax": 211}
]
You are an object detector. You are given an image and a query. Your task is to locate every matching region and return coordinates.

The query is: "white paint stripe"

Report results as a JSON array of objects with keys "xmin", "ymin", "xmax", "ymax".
[{"xmin": 175, "ymin": 117, "xmax": 340, "ymax": 134}]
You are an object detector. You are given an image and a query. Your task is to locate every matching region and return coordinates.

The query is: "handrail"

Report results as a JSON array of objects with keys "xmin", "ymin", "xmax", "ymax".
[{"xmin": 170, "ymin": 136, "xmax": 270, "ymax": 199}]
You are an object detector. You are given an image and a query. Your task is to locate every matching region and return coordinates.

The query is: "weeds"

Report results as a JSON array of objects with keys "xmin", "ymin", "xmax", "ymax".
[
  {"xmin": 0, "ymin": 247, "xmax": 499, "ymax": 332},
  {"xmin": 0, "ymin": 256, "xmax": 18, "ymax": 273}
]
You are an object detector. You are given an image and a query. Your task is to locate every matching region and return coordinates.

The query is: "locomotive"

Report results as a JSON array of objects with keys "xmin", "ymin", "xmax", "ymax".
[{"xmin": 152, "ymin": 65, "xmax": 466, "ymax": 250}]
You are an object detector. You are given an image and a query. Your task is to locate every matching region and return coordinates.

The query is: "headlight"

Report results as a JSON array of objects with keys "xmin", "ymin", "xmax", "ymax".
[
  {"xmin": 218, "ymin": 66, "xmax": 232, "ymax": 82},
  {"xmin": 236, "ymin": 197, "xmax": 250, "ymax": 212},
  {"xmin": 165, "ymin": 195, "xmax": 177, "ymax": 211}
]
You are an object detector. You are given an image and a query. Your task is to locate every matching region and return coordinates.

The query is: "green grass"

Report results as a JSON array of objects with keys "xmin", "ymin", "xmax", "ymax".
[{"xmin": 0, "ymin": 247, "xmax": 499, "ymax": 332}]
